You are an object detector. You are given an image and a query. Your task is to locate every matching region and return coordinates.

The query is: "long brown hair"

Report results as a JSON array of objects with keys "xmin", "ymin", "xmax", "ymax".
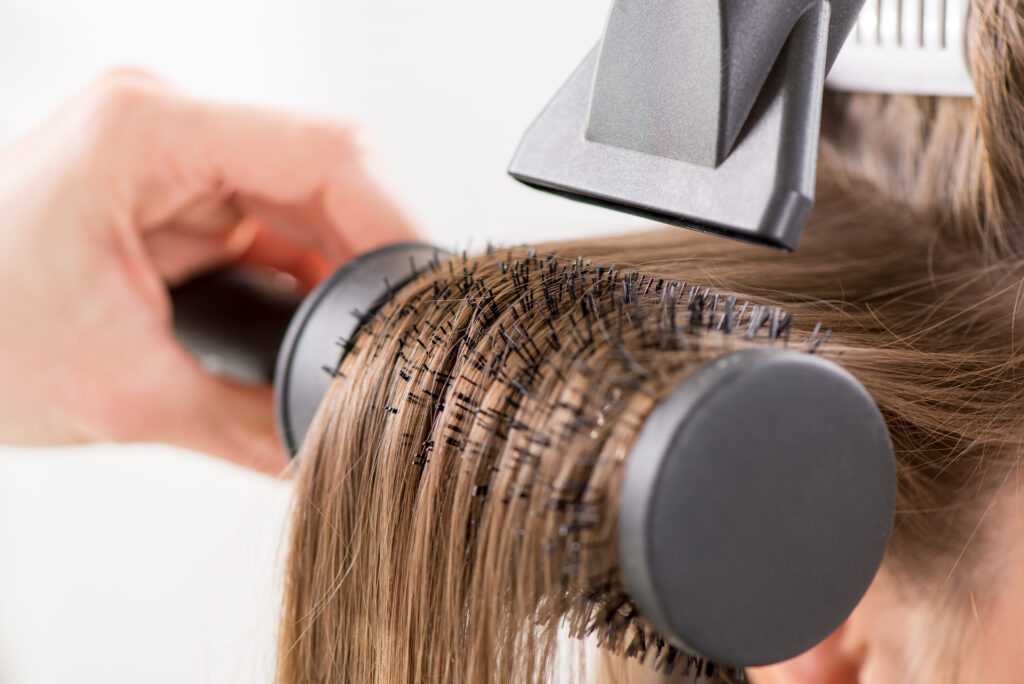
[{"xmin": 277, "ymin": 3, "xmax": 1024, "ymax": 682}]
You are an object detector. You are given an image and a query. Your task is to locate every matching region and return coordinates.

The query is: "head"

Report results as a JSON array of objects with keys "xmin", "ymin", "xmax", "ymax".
[{"xmin": 276, "ymin": 2, "xmax": 1024, "ymax": 682}]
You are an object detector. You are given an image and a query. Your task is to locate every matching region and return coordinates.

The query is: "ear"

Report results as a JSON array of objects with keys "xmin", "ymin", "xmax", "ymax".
[{"xmin": 746, "ymin": 623, "xmax": 863, "ymax": 684}]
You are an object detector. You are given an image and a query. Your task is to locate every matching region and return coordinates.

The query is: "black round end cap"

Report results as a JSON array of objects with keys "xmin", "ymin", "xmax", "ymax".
[
  {"xmin": 618, "ymin": 349, "xmax": 895, "ymax": 667},
  {"xmin": 273, "ymin": 243, "xmax": 446, "ymax": 457}
]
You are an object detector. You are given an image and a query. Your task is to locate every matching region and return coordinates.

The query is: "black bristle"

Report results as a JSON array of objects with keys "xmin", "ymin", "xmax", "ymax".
[{"xmin": 324, "ymin": 247, "xmax": 817, "ymax": 684}]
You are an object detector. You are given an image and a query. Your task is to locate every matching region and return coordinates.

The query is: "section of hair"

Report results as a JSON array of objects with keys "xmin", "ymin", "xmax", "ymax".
[
  {"xmin": 277, "ymin": 168, "xmax": 1024, "ymax": 683},
  {"xmin": 277, "ymin": 234, "xmax": 811, "ymax": 682}
]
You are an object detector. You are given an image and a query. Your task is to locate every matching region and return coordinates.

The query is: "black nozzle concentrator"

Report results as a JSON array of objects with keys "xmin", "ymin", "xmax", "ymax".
[{"xmin": 509, "ymin": 0, "xmax": 866, "ymax": 250}]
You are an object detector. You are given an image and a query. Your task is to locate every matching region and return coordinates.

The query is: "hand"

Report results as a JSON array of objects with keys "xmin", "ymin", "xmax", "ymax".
[{"xmin": 0, "ymin": 70, "xmax": 418, "ymax": 475}]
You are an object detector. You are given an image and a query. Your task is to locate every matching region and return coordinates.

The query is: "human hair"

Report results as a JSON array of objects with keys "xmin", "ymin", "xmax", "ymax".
[{"xmin": 276, "ymin": 3, "xmax": 1024, "ymax": 682}]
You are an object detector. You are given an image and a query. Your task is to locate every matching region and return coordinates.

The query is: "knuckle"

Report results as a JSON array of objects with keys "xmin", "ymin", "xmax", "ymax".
[
  {"xmin": 79, "ymin": 69, "xmax": 169, "ymax": 145},
  {"xmin": 325, "ymin": 120, "xmax": 373, "ymax": 158},
  {"xmin": 90, "ymin": 71, "xmax": 159, "ymax": 118},
  {"xmin": 95, "ymin": 67, "xmax": 164, "ymax": 90}
]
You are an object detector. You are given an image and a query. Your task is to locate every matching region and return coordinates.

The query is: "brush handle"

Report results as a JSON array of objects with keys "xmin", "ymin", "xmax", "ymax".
[{"xmin": 170, "ymin": 270, "xmax": 305, "ymax": 385}]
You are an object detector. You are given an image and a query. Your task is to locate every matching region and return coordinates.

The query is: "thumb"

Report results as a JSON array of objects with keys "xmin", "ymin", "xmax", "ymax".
[{"xmin": 152, "ymin": 370, "xmax": 290, "ymax": 477}]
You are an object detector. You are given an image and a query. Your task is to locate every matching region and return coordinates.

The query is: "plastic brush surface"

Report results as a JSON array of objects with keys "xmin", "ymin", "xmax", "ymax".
[
  {"xmin": 274, "ymin": 243, "xmax": 450, "ymax": 457},
  {"xmin": 619, "ymin": 348, "xmax": 894, "ymax": 666}
]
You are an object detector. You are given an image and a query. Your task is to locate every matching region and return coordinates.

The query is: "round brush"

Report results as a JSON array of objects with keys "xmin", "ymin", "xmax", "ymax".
[{"xmin": 170, "ymin": 245, "xmax": 894, "ymax": 671}]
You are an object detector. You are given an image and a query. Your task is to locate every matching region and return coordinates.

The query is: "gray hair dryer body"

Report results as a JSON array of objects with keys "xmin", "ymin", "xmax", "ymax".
[{"xmin": 509, "ymin": 0, "xmax": 865, "ymax": 250}]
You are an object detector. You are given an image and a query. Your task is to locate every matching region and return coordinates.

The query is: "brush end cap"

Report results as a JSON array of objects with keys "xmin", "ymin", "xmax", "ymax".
[
  {"xmin": 274, "ymin": 243, "xmax": 445, "ymax": 458},
  {"xmin": 618, "ymin": 349, "xmax": 895, "ymax": 667}
]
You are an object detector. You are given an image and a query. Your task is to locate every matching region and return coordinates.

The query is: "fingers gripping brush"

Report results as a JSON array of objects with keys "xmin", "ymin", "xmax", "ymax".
[{"xmin": 170, "ymin": 247, "xmax": 895, "ymax": 671}]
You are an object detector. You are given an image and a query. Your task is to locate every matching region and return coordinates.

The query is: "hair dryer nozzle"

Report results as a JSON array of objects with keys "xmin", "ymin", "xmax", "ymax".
[{"xmin": 510, "ymin": 0, "xmax": 865, "ymax": 250}]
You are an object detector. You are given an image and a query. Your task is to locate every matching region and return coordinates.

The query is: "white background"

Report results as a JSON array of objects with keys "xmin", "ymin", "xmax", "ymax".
[{"xmin": 0, "ymin": 1, "xmax": 639, "ymax": 682}]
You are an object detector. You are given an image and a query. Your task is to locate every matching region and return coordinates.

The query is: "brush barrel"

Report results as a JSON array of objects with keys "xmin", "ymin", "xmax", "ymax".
[{"xmin": 618, "ymin": 349, "xmax": 895, "ymax": 667}]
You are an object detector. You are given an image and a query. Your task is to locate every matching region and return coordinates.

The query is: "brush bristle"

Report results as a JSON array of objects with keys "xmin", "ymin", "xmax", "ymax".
[{"xmin": 329, "ymin": 247, "xmax": 825, "ymax": 683}]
